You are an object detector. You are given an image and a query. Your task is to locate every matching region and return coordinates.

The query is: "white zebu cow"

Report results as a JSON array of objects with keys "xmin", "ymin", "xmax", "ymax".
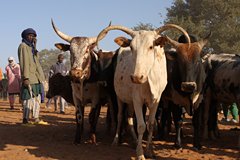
[{"xmin": 95, "ymin": 25, "xmax": 190, "ymax": 160}]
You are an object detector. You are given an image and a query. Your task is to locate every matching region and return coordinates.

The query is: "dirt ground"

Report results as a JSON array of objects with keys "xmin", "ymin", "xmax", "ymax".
[{"xmin": 0, "ymin": 98, "xmax": 239, "ymax": 160}]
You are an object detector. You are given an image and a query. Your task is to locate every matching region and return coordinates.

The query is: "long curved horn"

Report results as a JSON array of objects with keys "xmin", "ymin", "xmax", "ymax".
[
  {"xmin": 198, "ymin": 31, "xmax": 212, "ymax": 49},
  {"xmin": 89, "ymin": 21, "xmax": 113, "ymax": 45},
  {"xmin": 163, "ymin": 35, "xmax": 180, "ymax": 48},
  {"xmin": 95, "ymin": 25, "xmax": 135, "ymax": 48},
  {"xmin": 156, "ymin": 24, "xmax": 191, "ymax": 46},
  {"xmin": 51, "ymin": 19, "xmax": 73, "ymax": 43}
]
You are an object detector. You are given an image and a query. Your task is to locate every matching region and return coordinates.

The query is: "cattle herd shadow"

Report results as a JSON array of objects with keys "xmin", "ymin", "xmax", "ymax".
[
  {"xmin": 0, "ymin": 101, "xmax": 135, "ymax": 160},
  {"xmin": 0, "ymin": 123, "xmax": 135, "ymax": 160},
  {"xmin": 0, "ymin": 100, "xmax": 239, "ymax": 160},
  {"xmin": 153, "ymin": 116, "xmax": 240, "ymax": 159}
]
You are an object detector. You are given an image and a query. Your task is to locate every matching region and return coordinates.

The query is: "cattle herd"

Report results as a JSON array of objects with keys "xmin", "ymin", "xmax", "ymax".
[{"xmin": 47, "ymin": 19, "xmax": 240, "ymax": 160}]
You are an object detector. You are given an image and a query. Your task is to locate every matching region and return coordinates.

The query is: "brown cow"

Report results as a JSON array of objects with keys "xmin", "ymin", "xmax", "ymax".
[
  {"xmin": 156, "ymin": 33, "xmax": 210, "ymax": 149},
  {"xmin": 51, "ymin": 19, "xmax": 117, "ymax": 144}
]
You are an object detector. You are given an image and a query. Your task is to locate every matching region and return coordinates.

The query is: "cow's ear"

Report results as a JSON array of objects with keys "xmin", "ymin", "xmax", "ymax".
[
  {"xmin": 165, "ymin": 51, "xmax": 177, "ymax": 61},
  {"xmin": 114, "ymin": 36, "xmax": 131, "ymax": 47},
  {"xmin": 55, "ymin": 43, "xmax": 70, "ymax": 51},
  {"xmin": 154, "ymin": 36, "xmax": 169, "ymax": 48}
]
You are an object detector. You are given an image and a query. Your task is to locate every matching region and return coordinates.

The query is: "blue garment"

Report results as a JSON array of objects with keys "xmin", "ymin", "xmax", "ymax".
[
  {"xmin": 21, "ymin": 28, "xmax": 38, "ymax": 55},
  {"xmin": 22, "ymin": 39, "xmax": 36, "ymax": 54},
  {"xmin": 21, "ymin": 28, "xmax": 37, "ymax": 39},
  {"xmin": 40, "ymin": 83, "xmax": 45, "ymax": 103}
]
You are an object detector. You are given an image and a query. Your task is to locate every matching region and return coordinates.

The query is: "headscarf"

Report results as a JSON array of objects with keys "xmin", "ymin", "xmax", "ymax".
[
  {"xmin": 8, "ymin": 56, "xmax": 16, "ymax": 66},
  {"xmin": 21, "ymin": 28, "xmax": 38, "ymax": 54},
  {"xmin": 21, "ymin": 28, "xmax": 37, "ymax": 39}
]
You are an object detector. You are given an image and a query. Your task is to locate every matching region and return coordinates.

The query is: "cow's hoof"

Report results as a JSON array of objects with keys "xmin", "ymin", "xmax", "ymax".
[
  {"xmin": 193, "ymin": 144, "xmax": 202, "ymax": 150},
  {"xmin": 90, "ymin": 134, "xmax": 97, "ymax": 144},
  {"xmin": 144, "ymin": 146, "xmax": 156, "ymax": 159},
  {"xmin": 174, "ymin": 143, "xmax": 182, "ymax": 149},
  {"xmin": 137, "ymin": 155, "xmax": 146, "ymax": 160},
  {"xmin": 112, "ymin": 137, "xmax": 119, "ymax": 146},
  {"xmin": 144, "ymin": 152, "xmax": 156, "ymax": 159}
]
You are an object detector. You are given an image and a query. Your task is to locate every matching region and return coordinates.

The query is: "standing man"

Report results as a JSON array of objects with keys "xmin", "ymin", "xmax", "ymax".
[
  {"xmin": 5, "ymin": 56, "xmax": 21, "ymax": 110},
  {"xmin": 18, "ymin": 28, "xmax": 47, "ymax": 124},
  {"xmin": 47, "ymin": 54, "xmax": 68, "ymax": 114}
]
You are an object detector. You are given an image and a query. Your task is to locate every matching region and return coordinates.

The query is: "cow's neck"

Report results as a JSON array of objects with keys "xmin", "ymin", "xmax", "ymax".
[
  {"xmin": 84, "ymin": 51, "xmax": 99, "ymax": 83},
  {"xmin": 148, "ymin": 52, "xmax": 167, "ymax": 102}
]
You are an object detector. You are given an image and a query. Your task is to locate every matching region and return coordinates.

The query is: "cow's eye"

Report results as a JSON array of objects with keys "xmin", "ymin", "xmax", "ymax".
[{"xmin": 149, "ymin": 46, "xmax": 153, "ymax": 50}]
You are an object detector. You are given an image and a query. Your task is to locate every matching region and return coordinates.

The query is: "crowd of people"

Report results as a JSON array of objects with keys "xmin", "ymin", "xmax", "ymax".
[{"xmin": 0, "ymin": 28, "xmax": 68, "ymax": 125}]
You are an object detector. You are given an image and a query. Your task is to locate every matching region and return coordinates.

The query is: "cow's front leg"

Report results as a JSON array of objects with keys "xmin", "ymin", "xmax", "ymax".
[
  {"xmin": 156, "ymin": 100, "xmax": 171, "ymax": 140},
  {"xmin": 127, "ymin": 104, "xmax": 137, "ymax": 147},
  {"xmin": 172, "ymin": 106, "xmax": 183, "ymax": 149},
  {"xmin": 202, "ymin": 88, "xmax": 211, "ymax": 139},
  {"xmin": 75, "ymin": 105, "xmax": 84, "ymax": 144},
  {"xmin": 208, "ymin": 101, "xmax": 218, "ymax": 140},
  {"xmin": 89, "ymin": 104, "xmax": 101, "ymax": 144},
  {"xmin": 106, "ymin": 97, "xmax": 117, "ymax": 134},
  {"xmin": 192, "ymin": 106, "xmax": 202, "ymax": 150},
  {"xmin": 111, "ymin": 93, "xmax": 118, "ymax": 130},
  {"xmin": 145, "ymin": 103, "xmax": 158, "ymax": 159},
  {"xmin": 155, "ymin": 102, "xmax": 163, "ymax": 140},
  {"xmin": 106, "ymin": 104, "xmax": 112, "ymax": 133},
  {"xmin": 130, "ymin": 95, "xmax": 145, "ymax": 160},
  {"xmin": 133, "ymin": 100, "xmax": 146, "ymax": 160},
  {"xmin": 112, "ymin": 99, "xmax": 124, "ymax": 145}
]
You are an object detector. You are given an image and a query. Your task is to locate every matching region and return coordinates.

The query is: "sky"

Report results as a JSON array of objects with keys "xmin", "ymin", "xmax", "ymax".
[{"xmin": 0, "ymin": 0, "xmax": 173, "ymax": 71}]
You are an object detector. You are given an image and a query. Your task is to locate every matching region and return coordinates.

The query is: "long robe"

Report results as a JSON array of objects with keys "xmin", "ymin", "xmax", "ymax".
[{"xmin": 5, "ymin": 64, "xmax": 21, "ymax": 94}]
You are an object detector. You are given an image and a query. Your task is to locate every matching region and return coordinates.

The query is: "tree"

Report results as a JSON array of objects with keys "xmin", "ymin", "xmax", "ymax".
[
  {"xmin": 164, "ymin": 0, "xmax": 240, "ymax": 54},
  {"xmin": 132, "ymin": 22, "xmax": 155, "ymax": 31},
  {"xmin": 38, "ymin": 49, "xmax": 70, "ymax": 79}
]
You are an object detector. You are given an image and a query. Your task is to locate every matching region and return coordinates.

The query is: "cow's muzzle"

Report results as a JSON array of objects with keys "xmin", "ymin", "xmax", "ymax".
[
  {"xmin": 130, "ymin": 74, "xmax": 146, "ymax": 84},
  {"xmin": 181, "ymin": 82, "xmax": 197, "ymax": 93}
]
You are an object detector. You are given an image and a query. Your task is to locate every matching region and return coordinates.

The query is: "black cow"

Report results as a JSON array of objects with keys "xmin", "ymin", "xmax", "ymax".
[
  {"xmin": 202, "ymin": 53, "xmax": 240, "ymax": 140},
  {"xmin": 46, "ymin": 73, "xmax": 74, "ymax": 105},
  {"xmin": 156, "ymin": 33, "xmax": 210, "ymax": 149}
]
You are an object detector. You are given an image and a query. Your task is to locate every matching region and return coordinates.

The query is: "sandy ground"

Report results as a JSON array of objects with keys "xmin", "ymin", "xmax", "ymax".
[{"xmin": 0, "ymin": 98, "xmax": 239, "ymax": 160}]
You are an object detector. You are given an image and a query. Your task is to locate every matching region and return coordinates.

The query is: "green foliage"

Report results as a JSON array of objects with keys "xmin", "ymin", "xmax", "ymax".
[
  {"xmin": 38, "ymin": 49, "xmax": 70, "ymax": 78},
  {"xmin": 165, "ymin": 0, "xmax": 240, "ymax": 54},
  {"xmin": 132, "ymin": 22, "xmax": 155, "ymax": 31}
]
